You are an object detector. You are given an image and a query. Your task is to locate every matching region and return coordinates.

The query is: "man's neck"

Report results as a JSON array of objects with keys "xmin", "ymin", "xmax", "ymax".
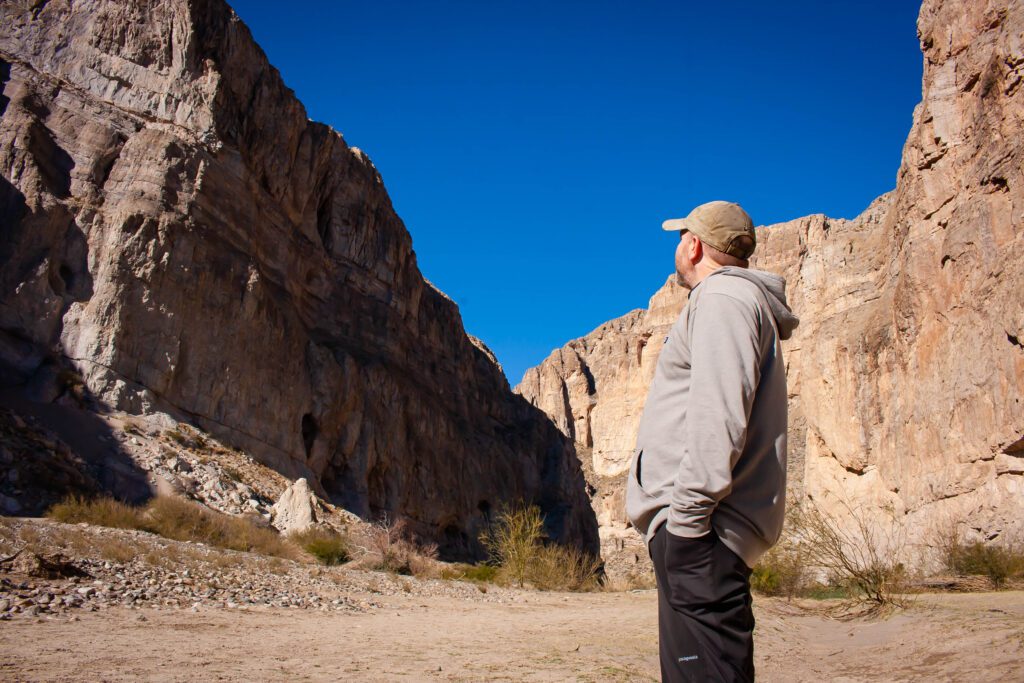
[{"xmin": 690, "ymin": 261, "xmax": 724, "ymax": 288}]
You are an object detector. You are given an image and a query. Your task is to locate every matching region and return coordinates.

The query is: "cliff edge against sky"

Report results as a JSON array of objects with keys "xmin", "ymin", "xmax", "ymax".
[{"xmin": 0, "ymin": 0, "xmax": 598, "ymax": 558}]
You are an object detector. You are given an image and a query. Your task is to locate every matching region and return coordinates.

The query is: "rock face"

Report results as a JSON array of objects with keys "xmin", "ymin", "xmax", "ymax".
[
  {"xmin": 0, "ymin": 0, "xmax": 598, "ymax": 558},
  {"xmin": 518, "ymin": 0, "xmax": 1024, "ymax": 568}
]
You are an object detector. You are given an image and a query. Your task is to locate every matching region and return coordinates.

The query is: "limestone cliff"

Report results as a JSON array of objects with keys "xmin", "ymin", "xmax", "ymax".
[
  {"xmin": 518, "ymin": 0, "xmax": 1024, "ymax": 569},
  {"xmin": 0, "ymin": 0, "xmax": 598, "ymax": 558}
]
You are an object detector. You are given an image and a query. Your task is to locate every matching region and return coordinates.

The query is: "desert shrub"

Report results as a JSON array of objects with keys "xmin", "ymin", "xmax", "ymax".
[
  {"xmin": 931, "ymin": 518, "xmax": 1024, "ymax": 588},
  {"xmin": 945, "ymin": 540, "xmax": 1024, "ymax": 588},
  {"xmin": 801, "ymin": 581, "xmax": 853, "ymax": 600},
  {"xmin": 481, "ymin": 503, "xmax": 545, "ymax": 588},
  {"xmin": 163, "ymin": 425, "xmax": 208, "ymax": 451},
  {"xmin": 50, "ymin": 495, "xmax": 295, "ymax": 559},
  {"xmin": 751, "ymin": 540, "xmax": 808, "ymax": 599},
  {"xmin": 440, "ymin": 562, "xmax": 500, "ymax": 583},
  {"xmin": 529, "ymin": 543, "xmax": 602, "ymax": 592},
  {"xmin": 290, "ymin": 526, "xmax": 351, "ymax": 566},
  {"xmin": 365, "ymin": 513, "xmax": 438, "ymax": 576},
  {"xmin": 96, "ymin": 538, "xmax": 137, "ymax": 563},
  {"xmin": 788, "ymin": 499, "xmax": 909, "ymax": 611},
  {"xmin": 222, "ymin": 466, "xmax": 243, "ymax": 483},
  {"xmin": 47, "ymin": 495, "xmax": 145, "ymax": 530},
  {"xmin": 481, "ymin": 503, "xmax": 601, "ymax": 590},
  {"xmin": 144, "ymin": 496, "xmax": 293, "ymax": 558}
]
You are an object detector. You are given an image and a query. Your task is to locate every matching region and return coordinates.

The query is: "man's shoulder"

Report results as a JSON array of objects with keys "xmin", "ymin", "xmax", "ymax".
[{"xmin": 698, "ymin": 271, "xmax": 762, "ymax": 305}]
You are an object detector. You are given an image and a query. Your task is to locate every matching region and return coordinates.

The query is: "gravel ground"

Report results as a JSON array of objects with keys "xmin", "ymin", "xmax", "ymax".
[{"xmin": 0, "ymin": 518, "xmax": 522, "ymax": 623}]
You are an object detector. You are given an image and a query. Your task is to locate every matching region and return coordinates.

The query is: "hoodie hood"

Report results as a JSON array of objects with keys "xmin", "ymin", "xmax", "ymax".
[{"xmin": 707, "ymin": 267, "xmax": 800, "ymax": 340}]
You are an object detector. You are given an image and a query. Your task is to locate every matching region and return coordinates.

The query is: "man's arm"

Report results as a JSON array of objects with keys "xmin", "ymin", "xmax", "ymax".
[{"xmin": 667, "ymin": 292, "xmax": 761, "ymax": 538}]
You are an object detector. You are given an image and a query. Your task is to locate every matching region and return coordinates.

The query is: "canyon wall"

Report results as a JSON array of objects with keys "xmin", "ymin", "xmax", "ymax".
[
  {"xmin": 0, "ymin": 0, "xmax": 598, "ymax": 558},
  {"xmin": 518, "ymin": 0, "xmax": 1024, "ymax": 569}
]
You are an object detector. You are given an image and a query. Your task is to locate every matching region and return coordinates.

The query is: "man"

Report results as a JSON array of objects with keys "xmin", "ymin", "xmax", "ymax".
[{"xmin": 626, "ymin": 200, "xmax": 799, "ymax": 682}]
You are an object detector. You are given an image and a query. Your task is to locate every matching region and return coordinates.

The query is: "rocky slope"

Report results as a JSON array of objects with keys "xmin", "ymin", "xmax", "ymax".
[
  {"xmin": 0, "ymin": 0, "xmax": 597, "ymax": 558},
  {"xmin": 518, "ymin": 0, "xmax": 1024, "ymax": 569}
]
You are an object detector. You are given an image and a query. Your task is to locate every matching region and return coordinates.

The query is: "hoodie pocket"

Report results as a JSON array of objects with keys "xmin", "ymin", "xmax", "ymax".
[{"xmin": 629, "ymin": 448, "xmax": 657, "ymax": 499}]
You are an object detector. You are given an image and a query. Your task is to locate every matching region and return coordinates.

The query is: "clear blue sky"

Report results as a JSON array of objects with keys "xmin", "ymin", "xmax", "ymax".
[{"xmin": 229, "ymin": 1, "xmax": 923, "ymax": 384}]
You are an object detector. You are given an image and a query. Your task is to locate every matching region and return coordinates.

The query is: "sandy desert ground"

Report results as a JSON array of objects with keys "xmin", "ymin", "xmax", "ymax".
[{"xmin": 2, "ymin": 588, "xmax": 1023, "ymax": 682}]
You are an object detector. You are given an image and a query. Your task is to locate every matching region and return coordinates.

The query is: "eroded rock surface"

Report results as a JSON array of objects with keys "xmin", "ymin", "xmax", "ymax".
[
  {"xmin": 518, "ymin": 0, "xmax": 1024, "ymax": 570},
  {"xmin": 270, "ymin": 478, "xmax": 323, "ymax": 535},
  {"xmin": 0, "ymin": 0, "xmax": 597, "ymax": 558}
]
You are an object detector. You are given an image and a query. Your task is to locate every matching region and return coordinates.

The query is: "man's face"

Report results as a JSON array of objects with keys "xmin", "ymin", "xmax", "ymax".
[{"xmin": 674, "ymin": 230, "xmax": 698, "ymax": 289}]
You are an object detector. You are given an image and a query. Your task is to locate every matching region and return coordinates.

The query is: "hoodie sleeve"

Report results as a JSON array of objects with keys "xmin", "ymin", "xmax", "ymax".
[{"xmin": 667, "ymin": 292, "xmax": 762, "ymax": 538}]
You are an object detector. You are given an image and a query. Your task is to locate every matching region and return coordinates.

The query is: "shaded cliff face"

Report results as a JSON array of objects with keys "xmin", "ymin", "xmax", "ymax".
[
  {"xmin": 518, "ymin": 0, "xmax": 1024, "ymax": 561},
  {"xmin": 0, "ymin": 0, "xmax": 598, "ymax": 558}
]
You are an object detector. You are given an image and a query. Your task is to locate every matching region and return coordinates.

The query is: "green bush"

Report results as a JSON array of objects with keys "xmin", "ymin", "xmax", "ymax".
[
  {"xmin": 290, "ymin": 527, "xmax": 351, "ymax": 566},
  {"xmin": 480, "ymin": 503, "xmax": 601, "ymax": 591},
  {"xmin": 946, "ymin": 540, "xmax": 1024, "ymax": 588},
  {"xmin": 481, "ymin": 503, "xmax": 546, "ymax": 588},
  {"xmin": 751, "ymin": 541, "xmax": 808, "ymax": 599}
]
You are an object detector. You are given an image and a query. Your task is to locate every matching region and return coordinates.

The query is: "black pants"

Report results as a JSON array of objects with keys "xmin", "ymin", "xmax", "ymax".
[{"xmin": 650, "ymin": 525, "xmax": 755, "ymax": 682}]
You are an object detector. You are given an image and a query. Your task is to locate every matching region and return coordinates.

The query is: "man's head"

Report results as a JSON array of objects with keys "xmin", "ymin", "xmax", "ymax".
[{"xmin": 662, "ymin": 200, "xmax": 756, "ymax": 289}]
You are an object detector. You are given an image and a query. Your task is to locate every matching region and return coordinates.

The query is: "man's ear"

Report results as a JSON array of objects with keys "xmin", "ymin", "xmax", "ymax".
[{"xmin": 690, "ymin": 237, "xmax": 703, "ymax": 262}]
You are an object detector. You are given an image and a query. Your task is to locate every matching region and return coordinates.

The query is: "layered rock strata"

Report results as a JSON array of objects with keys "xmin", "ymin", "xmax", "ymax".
[
  {"xmin": 0, "ymin": 0, "xmax": 598, "ymax": 558},
  {"xmin": 519, "ymin": 0, "xmax": 1024, "ymax": 569}
]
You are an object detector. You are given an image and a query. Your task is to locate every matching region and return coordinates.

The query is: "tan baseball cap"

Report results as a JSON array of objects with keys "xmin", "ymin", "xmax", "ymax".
[{"xmin": 662, "ymin": 200, "xmax": 756, "ymax": 259}]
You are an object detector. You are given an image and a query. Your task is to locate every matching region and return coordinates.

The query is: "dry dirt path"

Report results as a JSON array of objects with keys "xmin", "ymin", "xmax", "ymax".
[{"xmin": 2, "ymin": 590, "xmax": 1023, "ymax": 682}]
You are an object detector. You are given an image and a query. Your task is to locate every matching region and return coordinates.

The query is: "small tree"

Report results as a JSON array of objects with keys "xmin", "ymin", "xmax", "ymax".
[{"xmin": 481, "ymin": 503, "xmax": 545, "ymax": 587}]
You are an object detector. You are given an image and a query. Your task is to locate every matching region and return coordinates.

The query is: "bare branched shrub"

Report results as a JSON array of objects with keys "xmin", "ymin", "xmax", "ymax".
[
  {"xmin": 788, "ymin": 499, "xmax": 909, "ymax": 611},
  {"xmin": 365, "ymin": 513, "xmax": 438, "ymax": 576}
]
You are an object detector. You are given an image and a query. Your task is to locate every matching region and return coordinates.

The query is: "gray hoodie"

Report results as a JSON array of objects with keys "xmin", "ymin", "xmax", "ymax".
[{"xmin": 625, "ymin": 266, "xmax": 799, "ymax": 568}]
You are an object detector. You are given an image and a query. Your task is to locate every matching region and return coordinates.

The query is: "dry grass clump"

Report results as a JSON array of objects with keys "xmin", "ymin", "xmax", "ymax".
[
  {"xmin": 46, "ymin": 495, "xmax": 297, "ymax": 560},
  {"xmin": 289, "ymin": 526, "xmax": 351, "ymax": 566},
  {"xmin": 163, "ymin": 425, "xmax": 209, "ymax": 451},
  {"xmin": 529, "ymin": 543, "xmax": 602, "ymax": 591},
  {"xmin": 440, "ymin": 563, "xmax": 500, "ymax": 583},
  {"xmin": 48, "ymin": 496, "xmax": 145, "ymax": 530},
  {"xmin": 96, "ymin": 538, "xmax": 137, "ymax": 563},
  {"xmin": 481, "ymin": 503, "xmax": 601, "ymax": 591},
  {"xmin": 144, "ymin": 496, "xmax": 294, "ymax": 558}
]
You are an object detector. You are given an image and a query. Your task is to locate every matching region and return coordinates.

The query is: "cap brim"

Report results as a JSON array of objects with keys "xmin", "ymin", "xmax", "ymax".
[{"xmin": 661, "ymin": 218, "xmax": 689, "ymax": 232}]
